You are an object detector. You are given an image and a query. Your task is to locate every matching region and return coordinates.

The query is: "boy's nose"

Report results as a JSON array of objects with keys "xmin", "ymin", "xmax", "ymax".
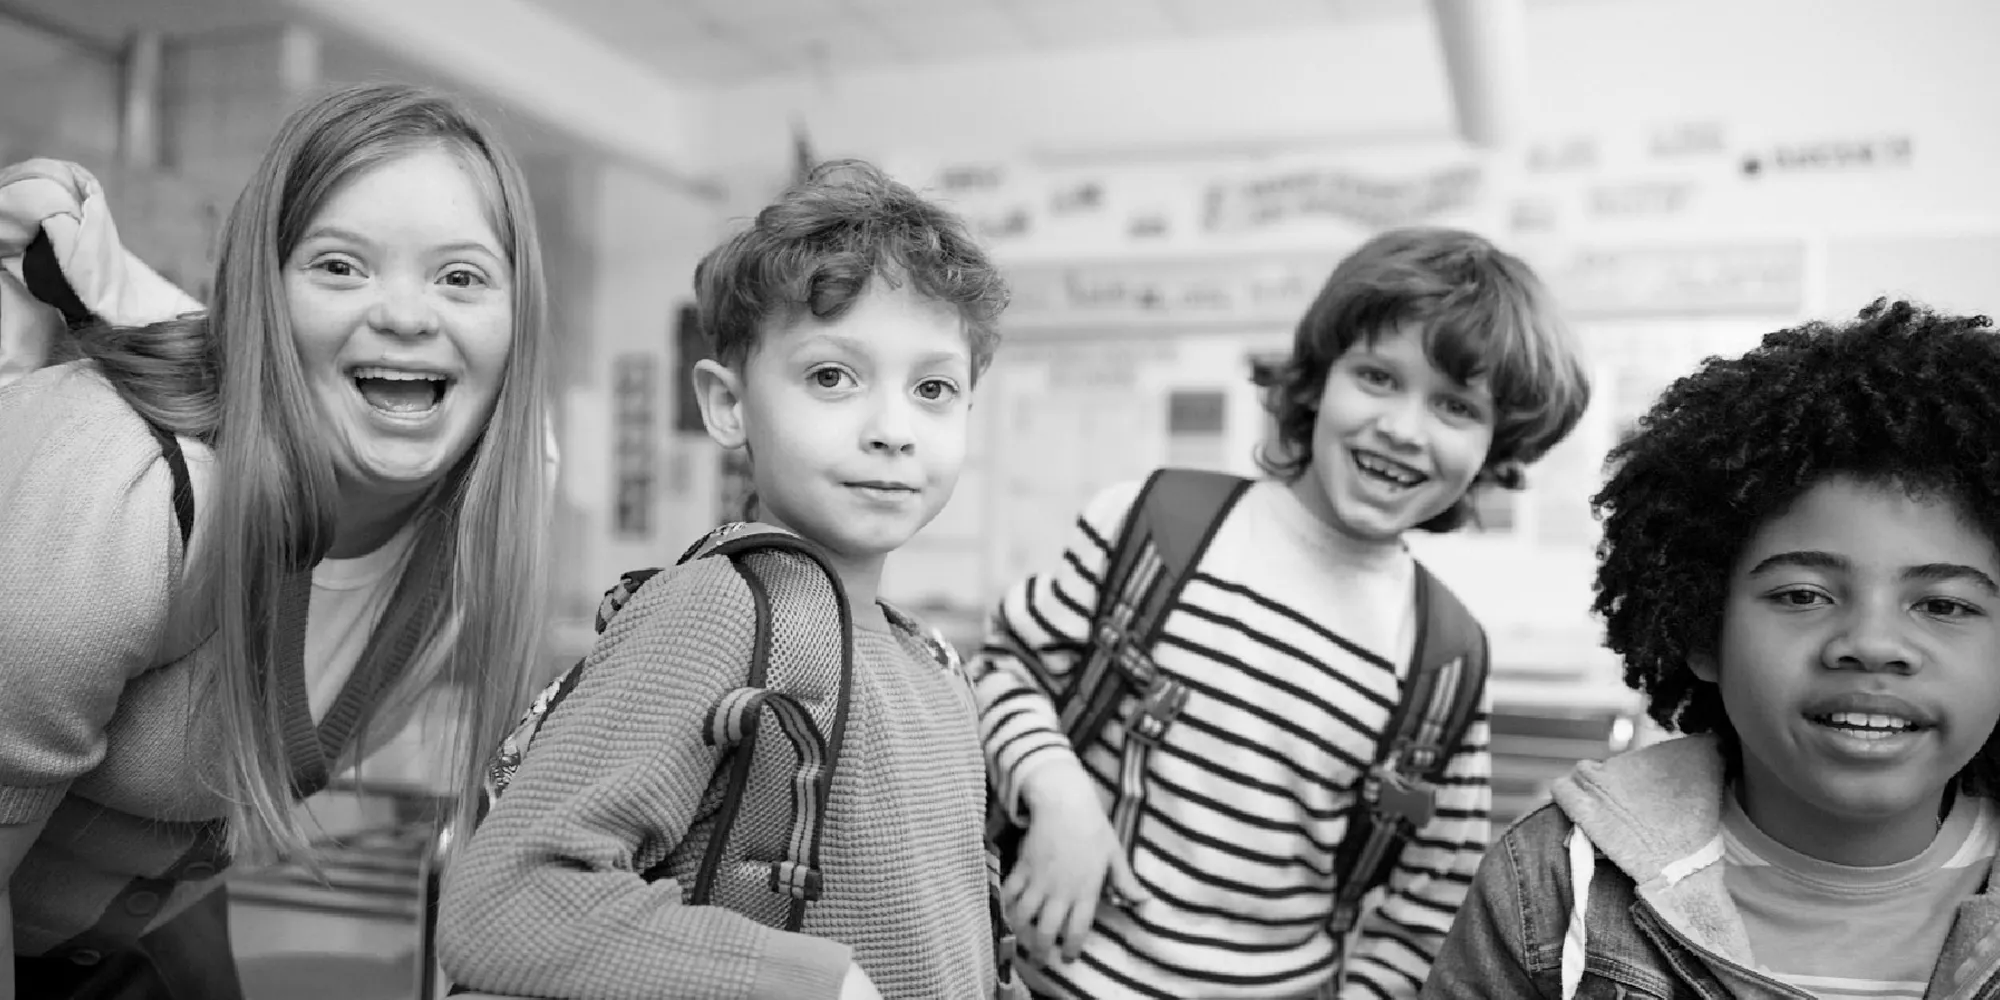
[
  {"xmin": 1373, "ymin": 400, "xmax": 1426, "ymax": 449},
  {"xmin": 1823, "ymin": 604, "xmax": 1919, "ymax": 674},
  {"xmin": 863, "ymin": 396, "xmax": 917, "ymax": 455}
]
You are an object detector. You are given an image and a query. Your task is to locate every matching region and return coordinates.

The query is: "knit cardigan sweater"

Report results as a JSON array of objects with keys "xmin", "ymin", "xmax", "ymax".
[
  {"xmin": 435, "ymin": 554, "xmax": 999, "ymax": 1000},
  {"xmin": 0, "ymin": 361, "xmax": 436, "ymax": 957}
]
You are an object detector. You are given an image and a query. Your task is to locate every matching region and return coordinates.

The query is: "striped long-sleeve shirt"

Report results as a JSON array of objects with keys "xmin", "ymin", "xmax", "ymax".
[{"xmin": 972, "ymin": 476, "xmax": 1492, "ymax": 1000}]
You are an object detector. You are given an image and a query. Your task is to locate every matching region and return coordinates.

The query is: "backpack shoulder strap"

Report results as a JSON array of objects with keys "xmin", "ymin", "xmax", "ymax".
[
  {"xmin": 1053, "ymin": 468, "xmax": 1251, "ymax": 860},
  {"xmin": 138, "ymin": 419, "xmax": 193, "ymax": 550},
  {"xmin": 680, "ymin": 521, "xmax": 857, "ymax": 933},
  {"xmin": 1056, "ymin": 468, "xmax": 1251, "ymax": 742},
  {"xmin": 1328, "ymin": 561, "xmax": 1489, "ymax": 942}
]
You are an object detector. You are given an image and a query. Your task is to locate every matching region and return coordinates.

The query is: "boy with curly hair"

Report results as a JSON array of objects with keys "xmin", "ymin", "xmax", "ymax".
[
  {"xmin": 975, "ymin": 227, "xmax": 1592, "ymax": 998},
  {"xmin": 437, "ymin": 160, "xmax": 1012, "ymax": 1000},
  {"xmin": 1425, "ymin": 300, "xmax": 2000, "ymax": 999}
]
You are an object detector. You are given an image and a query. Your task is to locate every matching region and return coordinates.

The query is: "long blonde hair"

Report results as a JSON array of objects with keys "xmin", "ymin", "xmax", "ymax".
[{"xmin": 73, "ymin": 83, "xmax": 552, "ymax": 864}]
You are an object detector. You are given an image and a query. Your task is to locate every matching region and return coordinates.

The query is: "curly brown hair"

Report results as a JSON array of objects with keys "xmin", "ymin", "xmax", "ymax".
[
  {"xmin": 693, "ymin": 159, "xmax": 1008, "ymax": 377},
  {"xmin": 1252, "ymin": 227, "xmax": 1590, "ymax": 532},
  {"xmin": 1594, "ymin": 298, "xmax": 2000, "ymax": 790}
]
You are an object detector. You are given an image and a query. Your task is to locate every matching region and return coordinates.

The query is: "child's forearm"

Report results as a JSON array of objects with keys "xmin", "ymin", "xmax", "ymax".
[
  {"xmin": 438, "ymin": 859, "xmax": 853, "ymax": 1000},
  {"xmin": 972, "ymin": 658, "xmax": 1082, "ymax": 819},
  {"xmin": 436, "ymin": 560, "xmax": 856, "ymax": 999}
]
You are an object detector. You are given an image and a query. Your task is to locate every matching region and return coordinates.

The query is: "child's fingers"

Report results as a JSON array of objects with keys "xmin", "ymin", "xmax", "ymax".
[
  {"xmin": 1006, "ymin": 880, "xmax": 1047, "ymax": 943},
  {"xmin": 1025, "ymin": 892, "xmax": 1070, "ymax": 960},
  {"xmin": 1001, "ymin": 865, "xmax": 1033, "ymax": 910},
  {"xmin": 1058, "ymin": 886, "xmax": 1099, "ymax": 964},
  {"xmin": 1105, "ymin": 850, "xmax": 1153, "ymax": 907}
]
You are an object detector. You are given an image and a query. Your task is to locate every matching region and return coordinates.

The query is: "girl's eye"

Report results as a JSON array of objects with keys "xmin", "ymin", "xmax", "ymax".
[
  {"xmin": 316, "ymin": 259, "xmax": 359, "ymax": 278},
  {"xmin": 1355, "ymin": 367, "xmax": 1393, "ymax": 388},
  {"xmin": 441, "ymin": 267, "xmax": 487, "ymax": 289},
  {"xmin": 916, "ymin": 379, "xmax": 959, "ymax": 401},
  {"xmin": 811, "ymin": 368, "xmax": 851, "ymax": 389}
]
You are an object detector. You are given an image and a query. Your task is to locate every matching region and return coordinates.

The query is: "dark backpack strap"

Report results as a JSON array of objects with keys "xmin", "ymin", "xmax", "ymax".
[
  {"xmin": 1045, "ymin": 469, "xmax": 1250, "ymax": 860},
  {"xmin": 1328, "ymin": 562, "xmax": 1488, "ymax": 944},
  {"xmin": 679, "ymin": 523, "xmax": 856, "ymax": 933},
  {"xmin": 138, "ymin": 419, "xmax": 194, "ymax": 549}
]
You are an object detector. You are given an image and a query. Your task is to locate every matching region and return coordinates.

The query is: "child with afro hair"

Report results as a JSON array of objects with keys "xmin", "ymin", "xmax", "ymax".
[{"xmin": 1424, "ymin": 299, "xmax": 2000, "ymax": 999}]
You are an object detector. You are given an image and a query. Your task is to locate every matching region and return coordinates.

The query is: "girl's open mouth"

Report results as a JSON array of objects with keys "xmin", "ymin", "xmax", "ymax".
[{"xmin": 351, "ymin": 366, "xmax": 451, "ymax": 415}]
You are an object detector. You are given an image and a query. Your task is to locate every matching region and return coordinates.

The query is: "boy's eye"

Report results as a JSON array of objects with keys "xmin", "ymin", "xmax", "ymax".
[
  {"xmin": 916, "ymin": 378, "xmax": 959, "ymax": 401},
  {"xmin": 1916, "ymin": 596, "xmax": 1982, "ymax": 619},
  {"xmin": 1769, "ymin": 587, "xmax": 1829, "ymax": 608},
  {"xmin": 810, "ymin": 368, "xmax": 853, "ymax": 390}
]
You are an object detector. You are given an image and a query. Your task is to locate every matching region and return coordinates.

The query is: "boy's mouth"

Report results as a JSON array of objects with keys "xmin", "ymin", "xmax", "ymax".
[
  {"xmin": 1352, "ymin": 449, "xmax": 1427, "ymax": 489},
  {"xmin": 350, "ymin": 365, "xmax": 452, "ymax": 415},
  {"xmin": 1807, "ymin": 711, "xmax": 1931, "ymax": 739}
]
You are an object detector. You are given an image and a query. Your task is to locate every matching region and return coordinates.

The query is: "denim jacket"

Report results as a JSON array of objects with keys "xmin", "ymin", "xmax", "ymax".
[{"xmin": 1422, "ymin": 735, "xmax": 2000, "ymax": 1000}]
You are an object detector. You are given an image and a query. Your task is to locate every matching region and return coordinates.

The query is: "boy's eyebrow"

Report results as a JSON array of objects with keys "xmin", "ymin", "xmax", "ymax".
[
  {"xmin": 1905, "ymin": 562, "xmax": 2000, "ymax": 595},
  {"xmin": 1746, "ymin": 550, "xmax": 2000, "ymax": 594},
  {"xmin": 1746, "ymin": 550, "xmax": 1849, "ymax": 576},
  {"xmin": 795, "ymin": 332, "xmax": 970, "ymax": 369}
]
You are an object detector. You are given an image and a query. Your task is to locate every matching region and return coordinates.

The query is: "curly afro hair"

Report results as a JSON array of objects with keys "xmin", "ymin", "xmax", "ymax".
[{"xmin": 1593, "ymin": 298, "xmax": 2000, "ymax": 790}]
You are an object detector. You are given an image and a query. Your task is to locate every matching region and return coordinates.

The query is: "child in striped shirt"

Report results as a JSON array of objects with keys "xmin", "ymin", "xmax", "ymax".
[{"xmin": 973, "ymin": 227, "xmax": 1592, "ymax": 999}]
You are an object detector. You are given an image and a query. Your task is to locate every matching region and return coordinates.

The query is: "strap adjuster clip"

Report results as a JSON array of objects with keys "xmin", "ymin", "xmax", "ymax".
[
  {"xmin": 1127, "ymin": 676, "xmax": 1188, "ymax": 746},
  {"xmin": 1366, "ymin": 763, "xmax": 1438, "ymax": 831}
]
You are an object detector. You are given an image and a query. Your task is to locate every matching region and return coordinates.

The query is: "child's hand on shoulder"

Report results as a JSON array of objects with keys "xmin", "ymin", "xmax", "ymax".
[
  {"xmin": 1004, "ymin": 759, "xmax": 1152, "ymax": 966},
  {"xmin": 840, "ymin": 962, "xmax": 884, "ymax": 1000}
]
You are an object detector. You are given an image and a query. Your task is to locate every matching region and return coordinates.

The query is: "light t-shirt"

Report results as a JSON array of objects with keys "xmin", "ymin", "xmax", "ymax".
[
  {"xmin": 303, "ymin": 526, "xmax": 417, "ymax": 721},
  {"xmin": 1723, "ymin": 789, "xmax": 1996, "ymax": 999}
]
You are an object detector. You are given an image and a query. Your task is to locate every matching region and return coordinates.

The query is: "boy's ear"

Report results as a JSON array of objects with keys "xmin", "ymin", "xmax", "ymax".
[
  {"xmin": 691, "ymin": 359, "xmax": 749, "ymax": 450},
  {"xmin": 1689, "ymin": 650, "xmax": 1720, "ymax": 683}
]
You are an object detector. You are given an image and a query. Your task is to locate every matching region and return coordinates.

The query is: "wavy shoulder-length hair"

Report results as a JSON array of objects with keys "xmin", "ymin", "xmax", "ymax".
[{"xmin": 73, "ymin": 82, "xmax": 552, "ymax": 864}]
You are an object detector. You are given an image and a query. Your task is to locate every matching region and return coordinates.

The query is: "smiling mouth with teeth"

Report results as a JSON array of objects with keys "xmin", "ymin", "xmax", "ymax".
[
  {"xmin": 351, "ymin": 366, "xmax": 450, "ymax": 414},
  {"xmin": 1810, "ymin": 711, "xmax": 1928, "ymax": 739},
  {"xmin": 1352, "ymin": 449, "xmax": 1427, "ymax": 489}
]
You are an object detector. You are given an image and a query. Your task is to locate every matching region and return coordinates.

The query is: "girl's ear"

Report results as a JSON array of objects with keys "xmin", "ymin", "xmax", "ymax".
[{"xmin": 692, "ymin": 359, "xmax": 748, "ymax": 450}]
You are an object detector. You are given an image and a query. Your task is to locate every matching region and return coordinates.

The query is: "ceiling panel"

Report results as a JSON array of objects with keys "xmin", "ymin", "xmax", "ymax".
[
  {"xmin": 1165, "ymin": 0, "xmax": 1348, "ymax": 34},
  {"xmin": 876, "ymin": 5, "xmax": 1037, "ymax": 61},
  {"xmin": 0, "ymin": 0, "xmax": 288, "ymax": 49},
  {"xmin": 693, "ymin": 0, "xmax": 852, "ymax": 30},
  {"xmin": 1011, "ymin": 0, "xmax": 1187, "ymax": 48},
  {"xmin": 649, "ymin": 37, "xmax": 784, "ymax": 84},
  {"xmin": 0, "ymin": 0, "xmax": 1470, "ymax": 88}
]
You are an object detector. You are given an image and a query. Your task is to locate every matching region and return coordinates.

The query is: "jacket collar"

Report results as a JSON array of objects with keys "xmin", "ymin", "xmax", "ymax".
[{"xmin": 1551, "ymin": 735, "xmax": 2000, "ymax": 999}]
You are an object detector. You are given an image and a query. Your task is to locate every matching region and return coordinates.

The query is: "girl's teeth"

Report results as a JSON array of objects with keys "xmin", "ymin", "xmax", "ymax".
[{"xmin": 1824, "ymin": 711, "xmax": 1916, "ymax": 731}]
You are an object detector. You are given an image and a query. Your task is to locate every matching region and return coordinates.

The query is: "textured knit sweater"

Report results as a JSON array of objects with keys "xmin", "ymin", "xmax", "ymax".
[
  {"xmin": 435, "ymin": 553, "xmax": 998, "ymax": 1000},
  {"xmin": 974, "ymin": 476, "xmax": 1493, "ymax": 1000},
  {"xmin": 1, "ymin": 361, "xmax": 434, "ymax": 956}
]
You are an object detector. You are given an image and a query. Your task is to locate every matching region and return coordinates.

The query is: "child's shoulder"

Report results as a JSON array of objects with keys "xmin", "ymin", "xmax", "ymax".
[
  {"xmin": 1074, "ymin": 468, "xmax": 1260, "ymax": 537},
  {"xmin": 588, "ymin": 553, "xmax": 762, "ymax": 660}
]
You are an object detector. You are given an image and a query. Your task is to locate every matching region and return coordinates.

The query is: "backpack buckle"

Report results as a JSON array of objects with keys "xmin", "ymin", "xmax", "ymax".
[
  {"xmin": 1127, "ymin": 676, "xmax": 1188, "ymax": 746},
  {"xmin": 1366, "ymin": 762, "xmax": 1438, "ymax": 832},
  {"xmin": 770, "ymin": 859, "xmax": 824, "ymax": 901}
]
